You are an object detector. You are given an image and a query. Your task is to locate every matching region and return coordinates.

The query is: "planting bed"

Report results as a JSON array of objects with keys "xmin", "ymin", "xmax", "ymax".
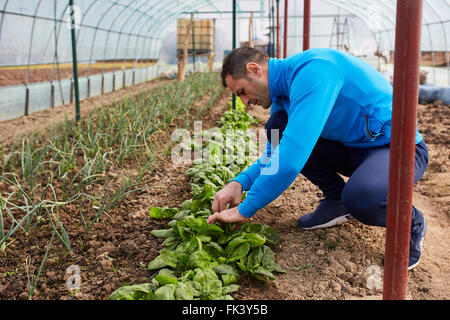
[{"xmin": 0, "ymin": 75, "xmax": 448, "ymax": 300}]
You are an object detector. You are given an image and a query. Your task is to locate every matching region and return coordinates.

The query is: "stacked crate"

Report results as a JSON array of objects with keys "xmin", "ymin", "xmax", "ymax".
[{"xmin": 177, "ymin": 19, "xmax": 214, "ymax": 55}]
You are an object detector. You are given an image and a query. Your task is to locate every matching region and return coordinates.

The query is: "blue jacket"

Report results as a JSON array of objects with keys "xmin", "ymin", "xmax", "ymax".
[{"xmin": 232, "ymin": 48, "xmax": 423, "ymax": 218}]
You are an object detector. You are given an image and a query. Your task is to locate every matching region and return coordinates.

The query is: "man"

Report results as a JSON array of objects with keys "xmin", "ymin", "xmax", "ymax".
[{"xmin": 207, "ymin": 47, "xmax": 428, "ymax": 270}]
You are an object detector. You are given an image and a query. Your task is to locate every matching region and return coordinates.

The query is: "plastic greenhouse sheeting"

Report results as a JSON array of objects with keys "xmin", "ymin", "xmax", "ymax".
[
  {"xmin": 0, "ymin": 0, "xmax": 448, "ymax": 121},
  {"xmin": 1, "ymin": 0, "xmax": 448, "ymax": 69}
]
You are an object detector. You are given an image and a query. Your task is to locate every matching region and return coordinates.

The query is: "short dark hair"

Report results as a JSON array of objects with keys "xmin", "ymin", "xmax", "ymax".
[{"xmin": 221, "ymin": 47, "xmax": 269, "ymax": 88}]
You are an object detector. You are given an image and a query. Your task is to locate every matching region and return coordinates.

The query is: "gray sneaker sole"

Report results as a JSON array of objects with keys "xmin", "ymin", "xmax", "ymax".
[{"xmin": 299, "ymin": 214, "xmax": 354, "ymax": 230}]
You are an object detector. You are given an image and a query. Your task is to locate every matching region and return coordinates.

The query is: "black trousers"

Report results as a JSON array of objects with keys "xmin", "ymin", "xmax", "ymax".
[{"xmin": 265, "ymin": 110, "xmax": 429, "ymax": 227}]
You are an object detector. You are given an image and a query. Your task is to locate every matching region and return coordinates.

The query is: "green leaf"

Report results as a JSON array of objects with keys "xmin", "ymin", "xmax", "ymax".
[
  {"xmin": 180, "ymin": 199, "xmax": 192, "ymax": 210},
  {"xmin": 190, "ymin": 199, "xmax": 210, "ymax": 213},
  {"xmin": 204, "ymin": 242, "xmax": 224, "ymax": 260},
  {"xmin": 243, "ymin": 233, "xmax": 266, "ymax": 247},
  {"xmin": 259, "ymin": 225, "xmax": 280, "ymax": 245},
  {"xmin": 236, "ymin": 255, "xmax": 249, "ymax": 272},
  {"xmin": 201, "ymin": 279, "xmax": 223, "ymax": 300},
  {"xmin": 176, "ymin": 220, "xmax": 190, "ymax": 241},
  {"xmin": 151, "ymin": 228, "xmax": 175, "ymax": 238},
  {"xmin": 238, "ymin": 223, "xmax": 262, "ymax": 234},
  {"xmin": 222, "ymin": 284, "xmax": 240, "ymax": 294},
  {"xmin": 193, "ymin": 268, "xmax": 219, "ymax": 285},
  {"xmin": 149, "ymin": 207, "xmax": 163, "ymax": 219},
  {"xmin": 109, "ymin": 283, "xmax": 154, "ymax": 300},
  {"xmin": 188, "ymin": 250, "xmax": 216, "ymax": 269},
  {"xmin": 179, "ymin": 269, "xmax": 195, "ymax": 282},
  {"xmin": 184, "ymin": 216, "xmax": 209, "ymax": 234},
  {"xmin": 162, "ymin": 236, "xmax": 180, "ymax": 247},
  {"xmin": 192, "ymin": 183, "xmax": 215, "ymax": 203},
  {"xmin": 224, "ymin": 236, "xmax": 247, "ymax": 256},
  {"xmin": 213, "ymin": 264, "xmax": 240, "ymax": 278},
  {"xmin": 266, "ymin": 260, "xmax": 286, "ymax": 273},
  {"xmin": 197, "ymin": 235, "xmax": 211, "ymax": 243},
  {"xmin": 212, "ymin": 294, "xmax": 234, "ymax": 300},
  {"xmin": 173, "ymin": 210, "xmax": 190, "ymax": 221},
  {"xmin": 206, "ymin": 224, "xmax": 225, "ymax": 237},
  {"xmin": 150, "ymin": 206, "xmax": 178, "ymax": 219},
  {"xmin": 185, "ymin": 280, "xmax": 201, "ymax": 297},
  {"xmin": 252, "ymin": 267, "xmax": 275, "ymax": 281},
  {"xmin": 221, "ymin": 274, "xmax": 238, "ymax": 285},
  {"xmin": 154, "ymin": 284, "xmax": 176, "ymax": 300},
  {"xmin": 246, "ymin": 246, "xmax": 265, "ymax": 271},
  {"xmin": 227, "ymin": 242, "xmax": 251, "ymax": 262},
  {"xmin": 155, "ymin": 268, "xmax": 178, "ymax": 285},
  {"xmin": 148, "ymin": 255, "xmax": 168, "ymax": 270},
  {"xmin": 175, "ymin": 282, "xmax": 194, "ymax": 300},
  {"xmin": 160, "ymin": 249, "xmax": 178, "ymax": 268}
]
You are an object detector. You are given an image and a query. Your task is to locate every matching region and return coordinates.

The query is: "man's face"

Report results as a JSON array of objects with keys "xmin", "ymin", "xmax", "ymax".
[{"xmin": 225, "ymin": 62, "xmax": 271, "ymax": 109}]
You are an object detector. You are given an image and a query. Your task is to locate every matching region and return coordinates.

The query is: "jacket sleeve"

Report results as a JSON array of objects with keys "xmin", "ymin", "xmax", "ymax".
[
  {"xmin": 229, "ymin": 98, "xmax": 285, "ymax": 191},
  {"xmin": 237, "ymin": 59, "xmax": 345, "ymax": 218}
]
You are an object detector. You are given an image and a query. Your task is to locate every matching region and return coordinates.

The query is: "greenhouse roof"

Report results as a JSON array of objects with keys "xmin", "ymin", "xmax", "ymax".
[{"xmin": 0, "ymin": 0, "xmax": 448, "ymax": 67}]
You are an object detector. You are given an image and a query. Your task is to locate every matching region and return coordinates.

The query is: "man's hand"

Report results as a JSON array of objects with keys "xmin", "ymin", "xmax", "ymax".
[
  {"xmin": 211, "ymin": 181, "xmax": 243, "ymax": 213},
  {"xmin": 207, "ymin": 206, "xmax": 248, "ymax": 224}
]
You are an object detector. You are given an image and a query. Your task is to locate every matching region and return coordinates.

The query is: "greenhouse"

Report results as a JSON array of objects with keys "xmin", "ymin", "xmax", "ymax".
[{"xmin": 0, "ymin": 0, "xmax": 449, "ymax": 303}]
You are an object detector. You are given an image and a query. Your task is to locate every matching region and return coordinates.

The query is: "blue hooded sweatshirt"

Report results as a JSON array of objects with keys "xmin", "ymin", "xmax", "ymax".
[{"xmin": 232, "ymin": 48, "xmax": 423, "ymax": 218}]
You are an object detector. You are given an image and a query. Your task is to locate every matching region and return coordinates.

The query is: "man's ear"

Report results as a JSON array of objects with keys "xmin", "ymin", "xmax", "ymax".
[{"xmin": 246, "ymin": 62, "xmax": 263, "ymax": 78}]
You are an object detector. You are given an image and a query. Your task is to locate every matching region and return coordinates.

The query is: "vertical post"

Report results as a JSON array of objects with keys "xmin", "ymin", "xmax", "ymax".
[
  {"xmin": 268, "ymin": 1, "xmax": 272, "ymax": 56},
  {"xmin": 283, "ymin": 0, "xmax": 288, "ymax": 58},
  {"xmin": 51, "ymin": 83, "xmax": 55, "ymax": 108},
  {"xmin": 271, "ymin": 2, "xmax": 275, "ymax": 57},
  {"xmin": 25, "ymin": 87, "xmax": 30, "ymax": 116},
  {"xmin": 303, "ymin": 0, "xmax": 311, "ymax": 51},
  {"xmin": 178, "ymin": 15, "xmax": 193, "ymax": 82},
  {"xmin": 70, "ymin": 80, "xmax": 74, "ymax": 103},
  {"xmin": 232, "ymin": 0, "xmax": 237, "ymax": 110},
  {"xmin": 249, "ymin": 12, "xmax": 254, "ymax": 48},
  {"xmin": 192, "ymin": 16, "xmax": 196, "ymax": 73},
  {"xmin": 276, "ymin": 0, "xmax": 280, "ymax": 58},
  {"xmin": 69, "ymin": 0, "xmax": 81, "ymax": 122},
  {"xmin": 383, "ymin": 0, "xmax": 423, "ymax": 300}
]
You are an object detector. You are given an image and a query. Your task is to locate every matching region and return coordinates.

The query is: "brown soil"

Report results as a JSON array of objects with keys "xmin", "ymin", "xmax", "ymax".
[
  {"xmin": 0, "ymin": 63, "xmax": 155, "ymax": 87},
  {"xmin": 0, "ymin": 85, "xmax": 448, "ymax": 300}
]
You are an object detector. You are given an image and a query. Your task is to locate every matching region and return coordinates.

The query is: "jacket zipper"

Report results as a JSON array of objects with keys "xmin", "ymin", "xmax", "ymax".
[{"xmin": 365, "ymin": 115, "xmax": 383, "ymax": 139}]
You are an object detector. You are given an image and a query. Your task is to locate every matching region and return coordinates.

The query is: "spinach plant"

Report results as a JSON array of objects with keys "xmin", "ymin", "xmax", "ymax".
[{"xmin": 110, "ymin": 98, "xmax": 284, "ymax": 300}]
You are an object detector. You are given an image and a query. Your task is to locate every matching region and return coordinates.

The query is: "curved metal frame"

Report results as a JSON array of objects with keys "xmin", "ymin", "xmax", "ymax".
[{"xmin": 0, "ymin": 0, "xmax": 448, "ymax": 88}]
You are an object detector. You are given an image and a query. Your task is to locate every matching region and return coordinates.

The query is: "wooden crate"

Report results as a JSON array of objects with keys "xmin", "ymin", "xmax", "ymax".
[{"xmin": 177, "ymin": 19, "xmax": 214, "ymax": 53}]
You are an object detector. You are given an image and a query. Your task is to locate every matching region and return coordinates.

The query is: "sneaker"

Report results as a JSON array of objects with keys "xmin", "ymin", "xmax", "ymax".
[
  {"xmin": 408, "ymin": 210, "xmax": 427, "ymax": 271},
  {"xmin": 297, "ymin": 199, "xmax": 353, "ymax": 230}
]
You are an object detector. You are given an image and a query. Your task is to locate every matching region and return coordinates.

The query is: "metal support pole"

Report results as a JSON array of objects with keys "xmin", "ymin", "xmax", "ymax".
[
  {"xmin": 383, "ymin": 0, "xmax": 423, "ymax": 300},
  {"xmin": 69, "ymin": 0, "xmax": 81, "ymax": 122},
  {"xmin": 271, "ymin": 2, "xmax": 275, "ymax": 57},
  {"xmin": 192, "ymin": 16, "xmax": 196, "ymax": 73},
  {"xmin": 232, "ymin": 0, "xmax": 236, "ymax": 110},
  {"xmin": 303, "ymin": 0, "xmax": 311, "ymax": 51},
  {"xmin": 25, "ymin": 87, "xmax": 30, "ymax": 116},
  {"xmin": 283, "ymin": 0, "xmax": 288, "ymax": 58},
  {"xmin": 51, "ymin": 83, "xmax": 55, "ymax": 108},
  {"xmin": 276, "ymin": 0, "xmax": 280, "ymax": 58}
]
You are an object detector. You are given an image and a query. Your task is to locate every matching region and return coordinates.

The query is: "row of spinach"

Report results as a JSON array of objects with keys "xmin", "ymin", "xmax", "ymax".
[{"xmin": 109, "ymin": 99, "xmax": 285, "ymax": 300}]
